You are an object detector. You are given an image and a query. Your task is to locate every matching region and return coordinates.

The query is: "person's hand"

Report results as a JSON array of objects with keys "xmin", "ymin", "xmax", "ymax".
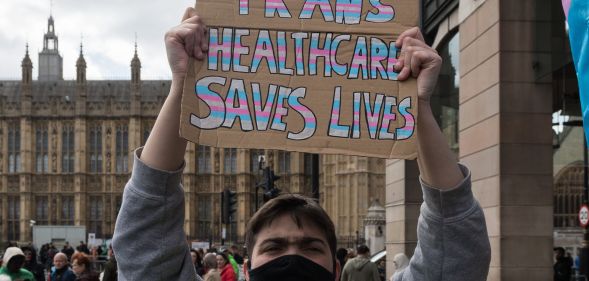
[
  {"xmin": 165, "ymin": 7, "xmax": 208, "ymax": 79},
  {"xmin": 394, "ymin": 27, "xmax": 442, "ymax": 104}
]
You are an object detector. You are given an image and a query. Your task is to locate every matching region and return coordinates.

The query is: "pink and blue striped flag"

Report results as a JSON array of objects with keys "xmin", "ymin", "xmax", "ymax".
[{"xmin": 563, "ymin": 0, "xmax": 589, "ymax": 146}]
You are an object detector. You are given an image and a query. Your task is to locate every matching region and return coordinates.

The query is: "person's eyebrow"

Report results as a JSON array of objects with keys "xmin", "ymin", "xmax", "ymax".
[
  {"xmin": 258, "ymin": 236, "xmax": 327, "ymax": 250},
  {"xmin": 258, "ymin": 237, "xmax": 289, "ymax": 247},
  {"xmin": 297, "ymin": 236, "xmax": 328, "ymax": 248}
]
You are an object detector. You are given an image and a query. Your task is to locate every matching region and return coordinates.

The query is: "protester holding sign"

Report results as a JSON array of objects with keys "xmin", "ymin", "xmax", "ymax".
[{"xmin": 112, "ymin": 3, "xmax": 491, "ymax": 281}]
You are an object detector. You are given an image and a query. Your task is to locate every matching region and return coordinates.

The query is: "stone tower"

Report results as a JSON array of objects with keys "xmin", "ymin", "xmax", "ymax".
[{"xmin": 38, "ymin": 15, "xmax": 63, "ymax": 81}]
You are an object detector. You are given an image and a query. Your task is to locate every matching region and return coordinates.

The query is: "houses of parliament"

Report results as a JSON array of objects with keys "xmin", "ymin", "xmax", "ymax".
[{"xmin": 0, "ymin": 15, "xmax": 385, "ymax": 246}]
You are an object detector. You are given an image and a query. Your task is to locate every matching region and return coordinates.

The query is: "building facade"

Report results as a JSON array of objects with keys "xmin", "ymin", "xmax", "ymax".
[
  {"xmin": 387, "ymin": 0, "xmax": 585, "ymax": 280},
  {"xmin": 0, "ymin": 16, "xmax": 385, "ymax": 247}
]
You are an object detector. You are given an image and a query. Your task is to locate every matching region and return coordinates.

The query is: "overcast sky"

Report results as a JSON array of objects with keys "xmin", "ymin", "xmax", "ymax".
[{"xmin": 0, "ymin": 0, "xmax": 196, "ymax": 80}]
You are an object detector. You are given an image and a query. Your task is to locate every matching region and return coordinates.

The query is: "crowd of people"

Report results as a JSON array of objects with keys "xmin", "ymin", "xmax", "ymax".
[
  {"xmin": 188, "ymin": 243, "xmax": 408, "ymax": 281},
  {"xmin": 0, "ymin": 241, "xmax": 118, "ymax": 281},
  {"xmin": 189, "ymin": 245, "xmax": 245, "ymax": 281}
]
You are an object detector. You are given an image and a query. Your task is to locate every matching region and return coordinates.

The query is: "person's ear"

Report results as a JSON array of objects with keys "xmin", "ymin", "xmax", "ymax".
[{"xmin": 334, "ymin": 259, "xmax": 341, "ymax": 281}]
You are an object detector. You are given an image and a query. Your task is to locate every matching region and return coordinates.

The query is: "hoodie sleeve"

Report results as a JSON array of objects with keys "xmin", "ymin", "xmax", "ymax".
[
  {"xmin": 112, "ymin": 148, "xmax": 197, "ymax": 281},
  {"xmin": 392, "ymin": 164, "xmax": 491, "ymax": 281}
]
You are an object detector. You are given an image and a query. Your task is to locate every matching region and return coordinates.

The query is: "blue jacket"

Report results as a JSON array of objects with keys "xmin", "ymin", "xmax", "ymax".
[{"xmin": 50, "ymin": 266, "xmax": 76, "ymax": 281}]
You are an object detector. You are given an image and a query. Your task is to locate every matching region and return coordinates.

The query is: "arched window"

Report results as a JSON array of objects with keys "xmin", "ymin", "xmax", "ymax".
[
  {"xmin": 62, "ymin": 124, "xmax": 75, "ymax": 173},
  {"xmin": 36, "ymin": 125, "xmax": 49, "ymax": 173},
  {"xmin": 89, "ymin": 125, "xmax": 103, "ymax": 173},
  {"xmin": 116, "ymin": 125, "xmax": 129, "ymax": 173},
  {"xmin": 8, "ymin": 122, "xmax": 20, "ymax": 173}
]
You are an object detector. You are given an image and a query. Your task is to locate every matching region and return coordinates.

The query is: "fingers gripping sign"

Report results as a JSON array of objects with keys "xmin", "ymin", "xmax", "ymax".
[
  {"xmin": 394, "ymin": 27, "xmax": 442, "ymax": 103},
  {"xmin": 165, "ymin": 7, "xmax": 209, "ymax": 78}
]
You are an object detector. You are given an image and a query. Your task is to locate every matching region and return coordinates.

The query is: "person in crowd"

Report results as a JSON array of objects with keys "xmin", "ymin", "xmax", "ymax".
[
  {"xmin": 341, "ymin": 245, "xmax": 380, "ymax": 281},
  {"xmin": 111, "ymin": 6, "xmax": 491, "ymax": 281},
  {"xmin": 392, "ymin": 253, "xmax": 409, "ymax": 277},
  {"xmin": 22, "ymin": 246, "xmax": 45, "ymax": 281},
  {"xmin": 51, "ymin": 253, "xmax": 76, "ymax": 281},
  {"xmin": 554, "ymin": 247, "xmax": 572, "ymax": 281},
  {"xmin": 377, "ymin": 260, "xmax": 386, "ymax": 281},
  {"xmin": 102, "ymin": 245, "xmax": 117, "ymax": 281},
  {"xmin": 76, "ymin": 242, "xmax": 90, "ymax": 255},
  {"xmin": 47, "ymin": 243, "xmax": 59, "ymax": 269},
  {"xmin": 39, "ymin": 244, "xmax": 49, "ymax": 266},
  {"xmin": 229, "ymin": 245, "xmax": 244, "ymax": 265},
  {"xmin": 336, "ymin": 248, "xmax": 348, "ymax": 277},
  {"xmin": 0, "ymin": 247, "xmax": 35, "ymax": 281},
  {"xmin": 62, "ymin": 242, "xmax": 75, "ymax": 262},
  {"xmin": 216, "ymin": 253, "xmax": 236, "ymax": 281},
  {"xmin": 220, "ymin": 247, "xmax": 239, "ymax": 281},
  {"xmin": 71, "ymin": 252, "xmax": 99, "ymax": 281},
  {"xmin": 203, "ymin": 253, "xmax": 221, "ymax": 281},
  {"xmin": 191, "ymin": 249, "xmax": 205, "ymax": 277},
  {"xmin": 346, "ymin": 248, "xmax": 357, "ymax": 262}
]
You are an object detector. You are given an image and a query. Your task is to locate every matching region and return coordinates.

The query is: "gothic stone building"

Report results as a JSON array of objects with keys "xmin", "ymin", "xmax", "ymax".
[{"xmin": 0, "ymin": 16, "xmax": 385, "ymax": 246}]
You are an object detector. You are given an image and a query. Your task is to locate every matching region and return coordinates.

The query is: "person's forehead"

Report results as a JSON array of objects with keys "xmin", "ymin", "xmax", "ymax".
[{"xmin": 255, "ymin": 213, "xmax": 328, "ymax": 245}]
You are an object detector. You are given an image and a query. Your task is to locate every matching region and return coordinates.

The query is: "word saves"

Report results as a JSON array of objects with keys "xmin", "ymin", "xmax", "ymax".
[{"xmin": 190, "ymin": 77, "xmax": 415, "ymax": 141}]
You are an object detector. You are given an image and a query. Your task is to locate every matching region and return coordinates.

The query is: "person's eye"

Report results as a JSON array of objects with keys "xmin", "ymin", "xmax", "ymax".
[
  {"xmin": 262, "ymin": 245, "xmax": 283, "ymax": 253},
  {"xmin": 305, "ymin": 247, "xmax": 324, "ymax": 253}
]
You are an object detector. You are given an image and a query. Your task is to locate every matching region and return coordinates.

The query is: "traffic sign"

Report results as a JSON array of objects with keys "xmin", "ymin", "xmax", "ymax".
[{"xmin": 579, "ymin": 205, "xmax": 589, "ymax": 227}]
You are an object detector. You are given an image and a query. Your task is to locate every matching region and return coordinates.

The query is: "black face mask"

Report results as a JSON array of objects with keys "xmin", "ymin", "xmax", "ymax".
[{"xmin": 249, "ymin": 255, "xmax": 334, "ymax": 281}]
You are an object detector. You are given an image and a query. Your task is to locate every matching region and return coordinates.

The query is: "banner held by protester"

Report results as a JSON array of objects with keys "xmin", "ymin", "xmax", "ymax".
[
  {"xmin": 563, "ymin": 0, "xmax": 589, "ymax": 146},
  {"xmin": 180, "ymin": 0, "xmax": 419, "ymax": 158}
]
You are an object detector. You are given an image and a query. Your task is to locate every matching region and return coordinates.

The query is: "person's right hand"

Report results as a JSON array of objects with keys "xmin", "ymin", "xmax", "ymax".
[{"xmin": 165, "ymin": 7, "xmax": 208, "ymax": 80}]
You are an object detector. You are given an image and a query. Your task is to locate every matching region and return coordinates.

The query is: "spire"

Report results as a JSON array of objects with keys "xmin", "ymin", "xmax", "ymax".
[
  {"xmin": 131, "ymin": 34, "xmax": 141, "ymax": 85},
  {"xmin": 22, "ymin": 43, "xmax": 33, "ymax": 84},
  {"xmin": 76, "ymin": 40, "xmax": 86, "ymax": 84},
  {"xmin": 39, "ymin": 12, "xmax": 63, "ymax": 81}
]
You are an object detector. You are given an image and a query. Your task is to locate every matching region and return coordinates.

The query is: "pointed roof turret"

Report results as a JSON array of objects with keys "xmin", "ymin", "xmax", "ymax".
[
  {"xmin": 131, "ymin": 36, "xmax": 141, "ymax": 84},
  {"xmin": 76, "ymin": 42, "xmax": 86, "ymax": 67},
  {"xmin": 76, "ymin": 42, "xmax": 86, "ymax": 84},
  {"xmin": 22, "ymin": 43, "xmax": 33, "ymax": 84}
]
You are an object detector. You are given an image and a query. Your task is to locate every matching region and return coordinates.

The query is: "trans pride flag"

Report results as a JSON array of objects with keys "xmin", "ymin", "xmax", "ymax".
[{"xmin": 563, "ymin": 0, "xmax": 589, "ymax": 146}]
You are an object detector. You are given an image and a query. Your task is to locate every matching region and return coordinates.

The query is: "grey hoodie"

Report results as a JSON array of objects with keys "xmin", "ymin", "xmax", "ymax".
[
  {"xmin": 113, "ymin": 149, "xmax": 491, "ymax": 281},
  {"xmin": 341, "ymin": 256, "xmax": 380, "ymax": 281}
]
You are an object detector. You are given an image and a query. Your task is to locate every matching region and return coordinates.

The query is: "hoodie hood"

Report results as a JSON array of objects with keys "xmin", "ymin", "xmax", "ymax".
[
  {"xmin": 3, "ymin": 247, "xmax": 25, "ymax": 266},
  {"xmin": 350, "ymin": 256, "xmax": 371, "ymax": 270},
  {"xmin": 393, "ymin": 253, "xmax": 409, "ymax": 273}
]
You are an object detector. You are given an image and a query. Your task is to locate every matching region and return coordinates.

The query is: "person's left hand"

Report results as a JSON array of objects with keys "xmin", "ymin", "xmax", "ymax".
[{"xmin": 394, "ymin": 27, "xmax": 442, "ymax": 104}]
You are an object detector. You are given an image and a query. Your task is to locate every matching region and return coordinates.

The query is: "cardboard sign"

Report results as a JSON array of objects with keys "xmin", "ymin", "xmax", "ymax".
[{"xmin": 181, "ymin": 0, "xmax": 419, "ymax": 159}]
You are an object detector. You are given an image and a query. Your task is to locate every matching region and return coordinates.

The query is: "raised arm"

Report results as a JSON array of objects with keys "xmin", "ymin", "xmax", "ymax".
[
  {"xmin": 141, "ymin": 7, "xmax": 208, "ymax": 171},
  {"xmin": 395, "ymin": 27, "xmax": 463, "ymax": 189},
  {"xmin": 112, "ymin": 7, "xmax": 208, "ymax": 281},
  {"xmin": 393, "ymin": 28, "xmax": 491, "ymax": 281}
]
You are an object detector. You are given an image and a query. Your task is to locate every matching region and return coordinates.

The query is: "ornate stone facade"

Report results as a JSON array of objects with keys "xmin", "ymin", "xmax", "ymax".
[{"xmin": 0, "ymin": 16, "xmax": 385, "ymax": 245}]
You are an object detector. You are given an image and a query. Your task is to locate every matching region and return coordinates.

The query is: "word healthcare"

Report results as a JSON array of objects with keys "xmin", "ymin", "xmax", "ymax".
[{"xmin": 181, "ymin": 0, "xmax": 420, "ymax": 159}]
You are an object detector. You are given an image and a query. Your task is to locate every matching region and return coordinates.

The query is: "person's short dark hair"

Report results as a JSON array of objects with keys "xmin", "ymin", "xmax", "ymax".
[
  {"xmin": 336, "ymin": 248, "xmax": 348, "ymax": 265},
  {"xmin": 357, "ymin": 245, "xmax": 370, "ymax": 255},
  {"xmin": 245, "ymin": 194, "xmax": 337, "ymax": 263},
  {"xmin": 554, "ymin": 247, "xmax": 565, "ymax": 255}
]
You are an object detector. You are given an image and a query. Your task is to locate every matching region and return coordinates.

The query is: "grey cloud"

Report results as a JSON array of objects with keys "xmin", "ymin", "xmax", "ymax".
[{"xmin": 0, "ymin": 0, "xmax": 195, "ymax": 80}]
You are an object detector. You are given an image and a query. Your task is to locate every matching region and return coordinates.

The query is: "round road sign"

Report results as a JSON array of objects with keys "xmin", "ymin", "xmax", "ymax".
[{"xmin": 579, "ymin": 205, "xmax": 589, "ymax": 227}]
